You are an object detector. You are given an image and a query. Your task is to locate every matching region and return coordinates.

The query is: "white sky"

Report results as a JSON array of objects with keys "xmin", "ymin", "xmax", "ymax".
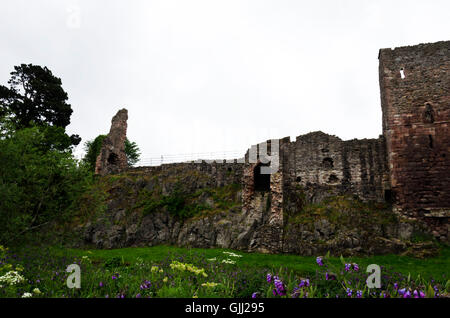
[{"xmin": 1, "ymin": 0, "xmax": 449, "ymax": 163}]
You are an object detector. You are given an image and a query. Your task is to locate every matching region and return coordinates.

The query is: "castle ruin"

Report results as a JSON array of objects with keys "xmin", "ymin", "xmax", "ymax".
[{"xmin": 95, "ymin": 41, "xmax": 449, "ymax": 247}]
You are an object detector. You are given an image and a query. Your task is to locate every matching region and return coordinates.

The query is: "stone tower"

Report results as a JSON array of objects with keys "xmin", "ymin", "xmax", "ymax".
[
  {"xmin": 95, "ymin": 108, "xmax": 129, "ymax": 176},
  {"xmin": 378, "ymin": 41, "xmax": 450, "ymax": 241}
]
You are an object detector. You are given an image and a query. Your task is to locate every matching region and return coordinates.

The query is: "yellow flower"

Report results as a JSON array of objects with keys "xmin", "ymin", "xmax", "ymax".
[
  {"xmin": 159, "ymin": 269, "xmax": 163, "ymax": 273},
  {"xmin": 163, "ymin": 277, "xmax": 168, "ymax": 283},
  {"xmin": 201, "ymin": 282, "xmax": 219, "ymax": 288},
  {"xmin": 151, "ymin": 266, "xmax": 159, "ymax": 273},
  {"xmin": 193, "ymin": 295, "xmax": 198, "ymax": 298}
]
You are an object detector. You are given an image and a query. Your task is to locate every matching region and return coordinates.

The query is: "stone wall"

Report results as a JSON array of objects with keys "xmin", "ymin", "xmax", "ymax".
[
  {"xmin": 95, "ymin": 109, "xmax": 129, "ymax": 176},
  {"xmin": 281, "ymin": 131, "xmax": 389, "ymax": 204},
  {"xmin": 379, "ymin": 41, "xmax": 450, "ymax": 241},
  {"xmin": 128, "ymin": 161, "xmax": 244, "ymax": 188}
]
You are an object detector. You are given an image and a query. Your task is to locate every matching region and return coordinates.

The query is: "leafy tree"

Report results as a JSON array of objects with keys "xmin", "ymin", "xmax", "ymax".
[
  {"xmin": 125, "ymin": 138, "xmax": 141, "ymax": 167},
  {"xmin": 83, "ymin": 134, "xmax": 141, "ymax": 171},
  {"xmin": 0, "ymin": 64, "xmax": 81, "ymax": 148},
  {"xmin": 0, "ymin": 126, "xmax": 92, "ymax": 244}
]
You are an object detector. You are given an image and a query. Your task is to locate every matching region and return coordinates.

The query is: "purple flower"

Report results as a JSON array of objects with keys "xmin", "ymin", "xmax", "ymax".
[
  {"xmin": 272, "ymin": 289, "xmax": 277, "ymax": 296},
  {"xmin": 393, "ymin": 283, "xmax": 399, "ymax": 290},
  {"xmin": 140, "ymin": 280, "xmax": 151, "ymax": 290},
  {"xmin": 353, "ymin": 264, "xmax": 359, "ymax": 271},
  {"xmin": 99, "ymin": 282, "xmax": 104, "ymax": 287},
  {"xmin": 112, "ymin": 275, "xmax": 118, "ymax": 280},
  {"xmin": 398, "ymin": 288, "xmax": 406, "ymax": 296},
  {"xmin": 316, "ymin": 257, "xmax": 324, "ymax": 266},
  {"xmin": 267, "ymin": 274, "xmax": 272, "ymax": 283},
  {"xmin": 274, "ymin": 278, "xmax": 286, "ymax": 296},
  {"xmin": 347, "ymin": 288, "xmax": 352, "ymax": 297},
  {"xmin": 252, "ymin": 292, "xmax": 257, "ymax": 298},
  {"xmin": 325, "ymin": 272, "xmax": 329, "ymax": 280},
  {"xmin": 419, "ymin": 291, "xmax": 425, "ymax": 298},
  {"xmin": 136, "ymin": 294, "xmax": 141, "ymax": 298},
  {"xmin": 356, "ymin": 290, "xmax": 362, "ymax": 298},
  {"xmin": 299, "ymin": 279, "xmax": 310, "ymax": 288},
  {"xmin": 345, "ymin": 264, "xmax": 351, "ymax": 272},
  {"xmin": 403, "ymin": 290, "xmax": 411, "ymax": 298},
  {"xmin": 413, "ymin": 290, "xmax": 419, "ymax": 298}
]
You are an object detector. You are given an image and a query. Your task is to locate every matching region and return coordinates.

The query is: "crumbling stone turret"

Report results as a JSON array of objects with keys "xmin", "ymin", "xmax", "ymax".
[{"xmin": 95, "ymin": 108, "xmax": 128, "ymax": 176}]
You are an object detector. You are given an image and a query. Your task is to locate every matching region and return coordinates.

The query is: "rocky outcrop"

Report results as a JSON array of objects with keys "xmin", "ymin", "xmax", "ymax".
[
  {"xmin": 95, "ymin": 109, "xmax": 128, "ymax": 176},
  {"xmin": 73, "ymin": 166, "xmax": 438, "ymax": 257}
]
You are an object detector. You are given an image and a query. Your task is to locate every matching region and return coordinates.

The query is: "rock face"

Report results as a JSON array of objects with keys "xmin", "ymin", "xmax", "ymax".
[
  {"xmin": 95, "ymin": 109, "xmax": 128, "ymax": 176},
  {"xmin": 75, "ymin": 165, "xmax": 437, "ymax": 257}
]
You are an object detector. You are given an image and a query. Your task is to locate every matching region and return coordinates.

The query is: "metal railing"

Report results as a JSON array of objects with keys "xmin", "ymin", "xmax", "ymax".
[{"xmin": 135, "ymin": 150, "xmax": 245, "ymax": 167}]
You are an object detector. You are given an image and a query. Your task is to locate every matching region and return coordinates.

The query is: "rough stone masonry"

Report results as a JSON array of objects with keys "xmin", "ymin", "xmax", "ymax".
[
  {"xmin": 95, "ymin": 108, "xmax": 128, "ymax": 176},
  {"xmin": 95, "ymin": 40, "xmax": 449, "ymax": 245},
  {"xmin": 379, "ymin": 41, "xmax": 450, "ymax": 241}
]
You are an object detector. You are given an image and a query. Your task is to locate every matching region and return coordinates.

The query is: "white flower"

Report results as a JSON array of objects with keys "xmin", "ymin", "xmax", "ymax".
[
  {"xmin": 222, "ymin": 251, "xmax": 243, "ymax": 258},
  {"xmin": 0, "ymin": 271, "xmax": 25, "ymax": 286},
  {"xmin": 207, "ymin": 258, "xmax": 217, "ymax": 262},
  {"xmin": 221, "ymin": 259, "xmax": 236, "ymax": 265},
  {"xmin": 33, "ymin": 288, "xmax": 41, "ymax": 294},
  {"xmin": 22, "ymin": 292, "xmax": 33, "ymax": 298}
]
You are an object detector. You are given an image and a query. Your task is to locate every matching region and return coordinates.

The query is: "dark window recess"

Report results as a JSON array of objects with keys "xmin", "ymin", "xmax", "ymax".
[
  {"xmin": 227, "ymin": 167, "xmax": 232, "ymax": 172},
  {"xmin": 322, "ymin": 157, "xmax": 334, "ymax": 169},
  {"xmin": 428, "ymin": 135, "xmax": 433, "ymax": 148},
  {"xmin": 384, "ymin": 189, "xmax": 393, "ymax": 203},
  {"xmin": 328, "ymin": 174, "xmax": 339, "ymax": 183},
  {"xmin": 296, "ymin": 176, "xmax": 302, "ymax": 182},
  {"xmin": 254, "ymin": 163, "xmax": 270, "ymax": 191},
  {"xmin": 423, "ymin": 103, "xmax": 435, "ymax": 123},
  {"xmin": 107, "ymin": 153, "xmax": 119, "ymax": 165}
]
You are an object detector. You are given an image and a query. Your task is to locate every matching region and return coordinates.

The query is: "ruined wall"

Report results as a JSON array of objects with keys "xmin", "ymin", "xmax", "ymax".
[
  {"xmin": 95, "ymin": 109, "xmax": 129, "ymax": 176},
  {"xmin": 281, "ymin": 131, "xmax": 389, "ymax": 204},
  {"xmin": 379, "ymin": 41, "xmax": 450, "ymax": 241},
  {"xmin": 240, "ymin": 138, "xmax": 290, "ymax": 253},
  {"xmin": 128, "ymin": 161, "xmax": 244, "ymax": 188}
]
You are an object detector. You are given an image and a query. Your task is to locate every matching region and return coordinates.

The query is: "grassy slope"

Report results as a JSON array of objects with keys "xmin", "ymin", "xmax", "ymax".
[{"xmin": 51, "ymin": 245, "xmax": 450, "ymax": 281}]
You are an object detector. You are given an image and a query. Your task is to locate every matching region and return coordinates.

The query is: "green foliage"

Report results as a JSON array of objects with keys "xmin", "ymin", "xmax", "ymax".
[
  {"xmin": 134, "ymin": 182, "xmax": 241, "ymax": 221},
  {"xmin": 0, "ymin": 126, "xmax": 92, "ymax": 245},
  {"xmin": 124, "ymin": 139, "xmax": 141, "ymax": 167},
  {"xmin": 140, "ymin": 183, "xmax": 212, "ymax": 220},
  {"xmin": 288, "ymin": 195, "xmax": 397, "ymax": 229},
  {"xmin": 0, "ymin": 64, "xmax": 80, "ymax": 148},
  {"xmin": 1, "ymin": 245, "xmax": 448, "ymax": 298},
  {"xmin": 83, "ymin": 135, "xmax": 141, "ymax": 171},
  {"xmin": 104, "ymin": 257, "xmax": 123, "ymax": 269},
  {"xmin": 83, "ymin": 135, "xmax": 107, "ymax": 171}
]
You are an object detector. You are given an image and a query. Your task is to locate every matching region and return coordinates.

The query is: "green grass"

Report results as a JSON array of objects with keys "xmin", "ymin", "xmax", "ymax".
[
  {"xmin": 2, "ymin": 244, "xmax": 448, "ymax": 298},
  {"xmin": 51, "ymin": 245, "xmax": 450, "ymax": 281}
]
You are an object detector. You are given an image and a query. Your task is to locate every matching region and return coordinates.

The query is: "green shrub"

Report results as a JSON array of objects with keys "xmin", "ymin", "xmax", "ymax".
[{"xmin": 0, "ymin": 126, "xmax": 93, "ymax": 245}]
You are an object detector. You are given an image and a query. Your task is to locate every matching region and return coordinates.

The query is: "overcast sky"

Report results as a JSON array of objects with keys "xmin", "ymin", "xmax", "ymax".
[{"xmin": 1, "ymin": 0, "xmax": 449, "ymax": 163}]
